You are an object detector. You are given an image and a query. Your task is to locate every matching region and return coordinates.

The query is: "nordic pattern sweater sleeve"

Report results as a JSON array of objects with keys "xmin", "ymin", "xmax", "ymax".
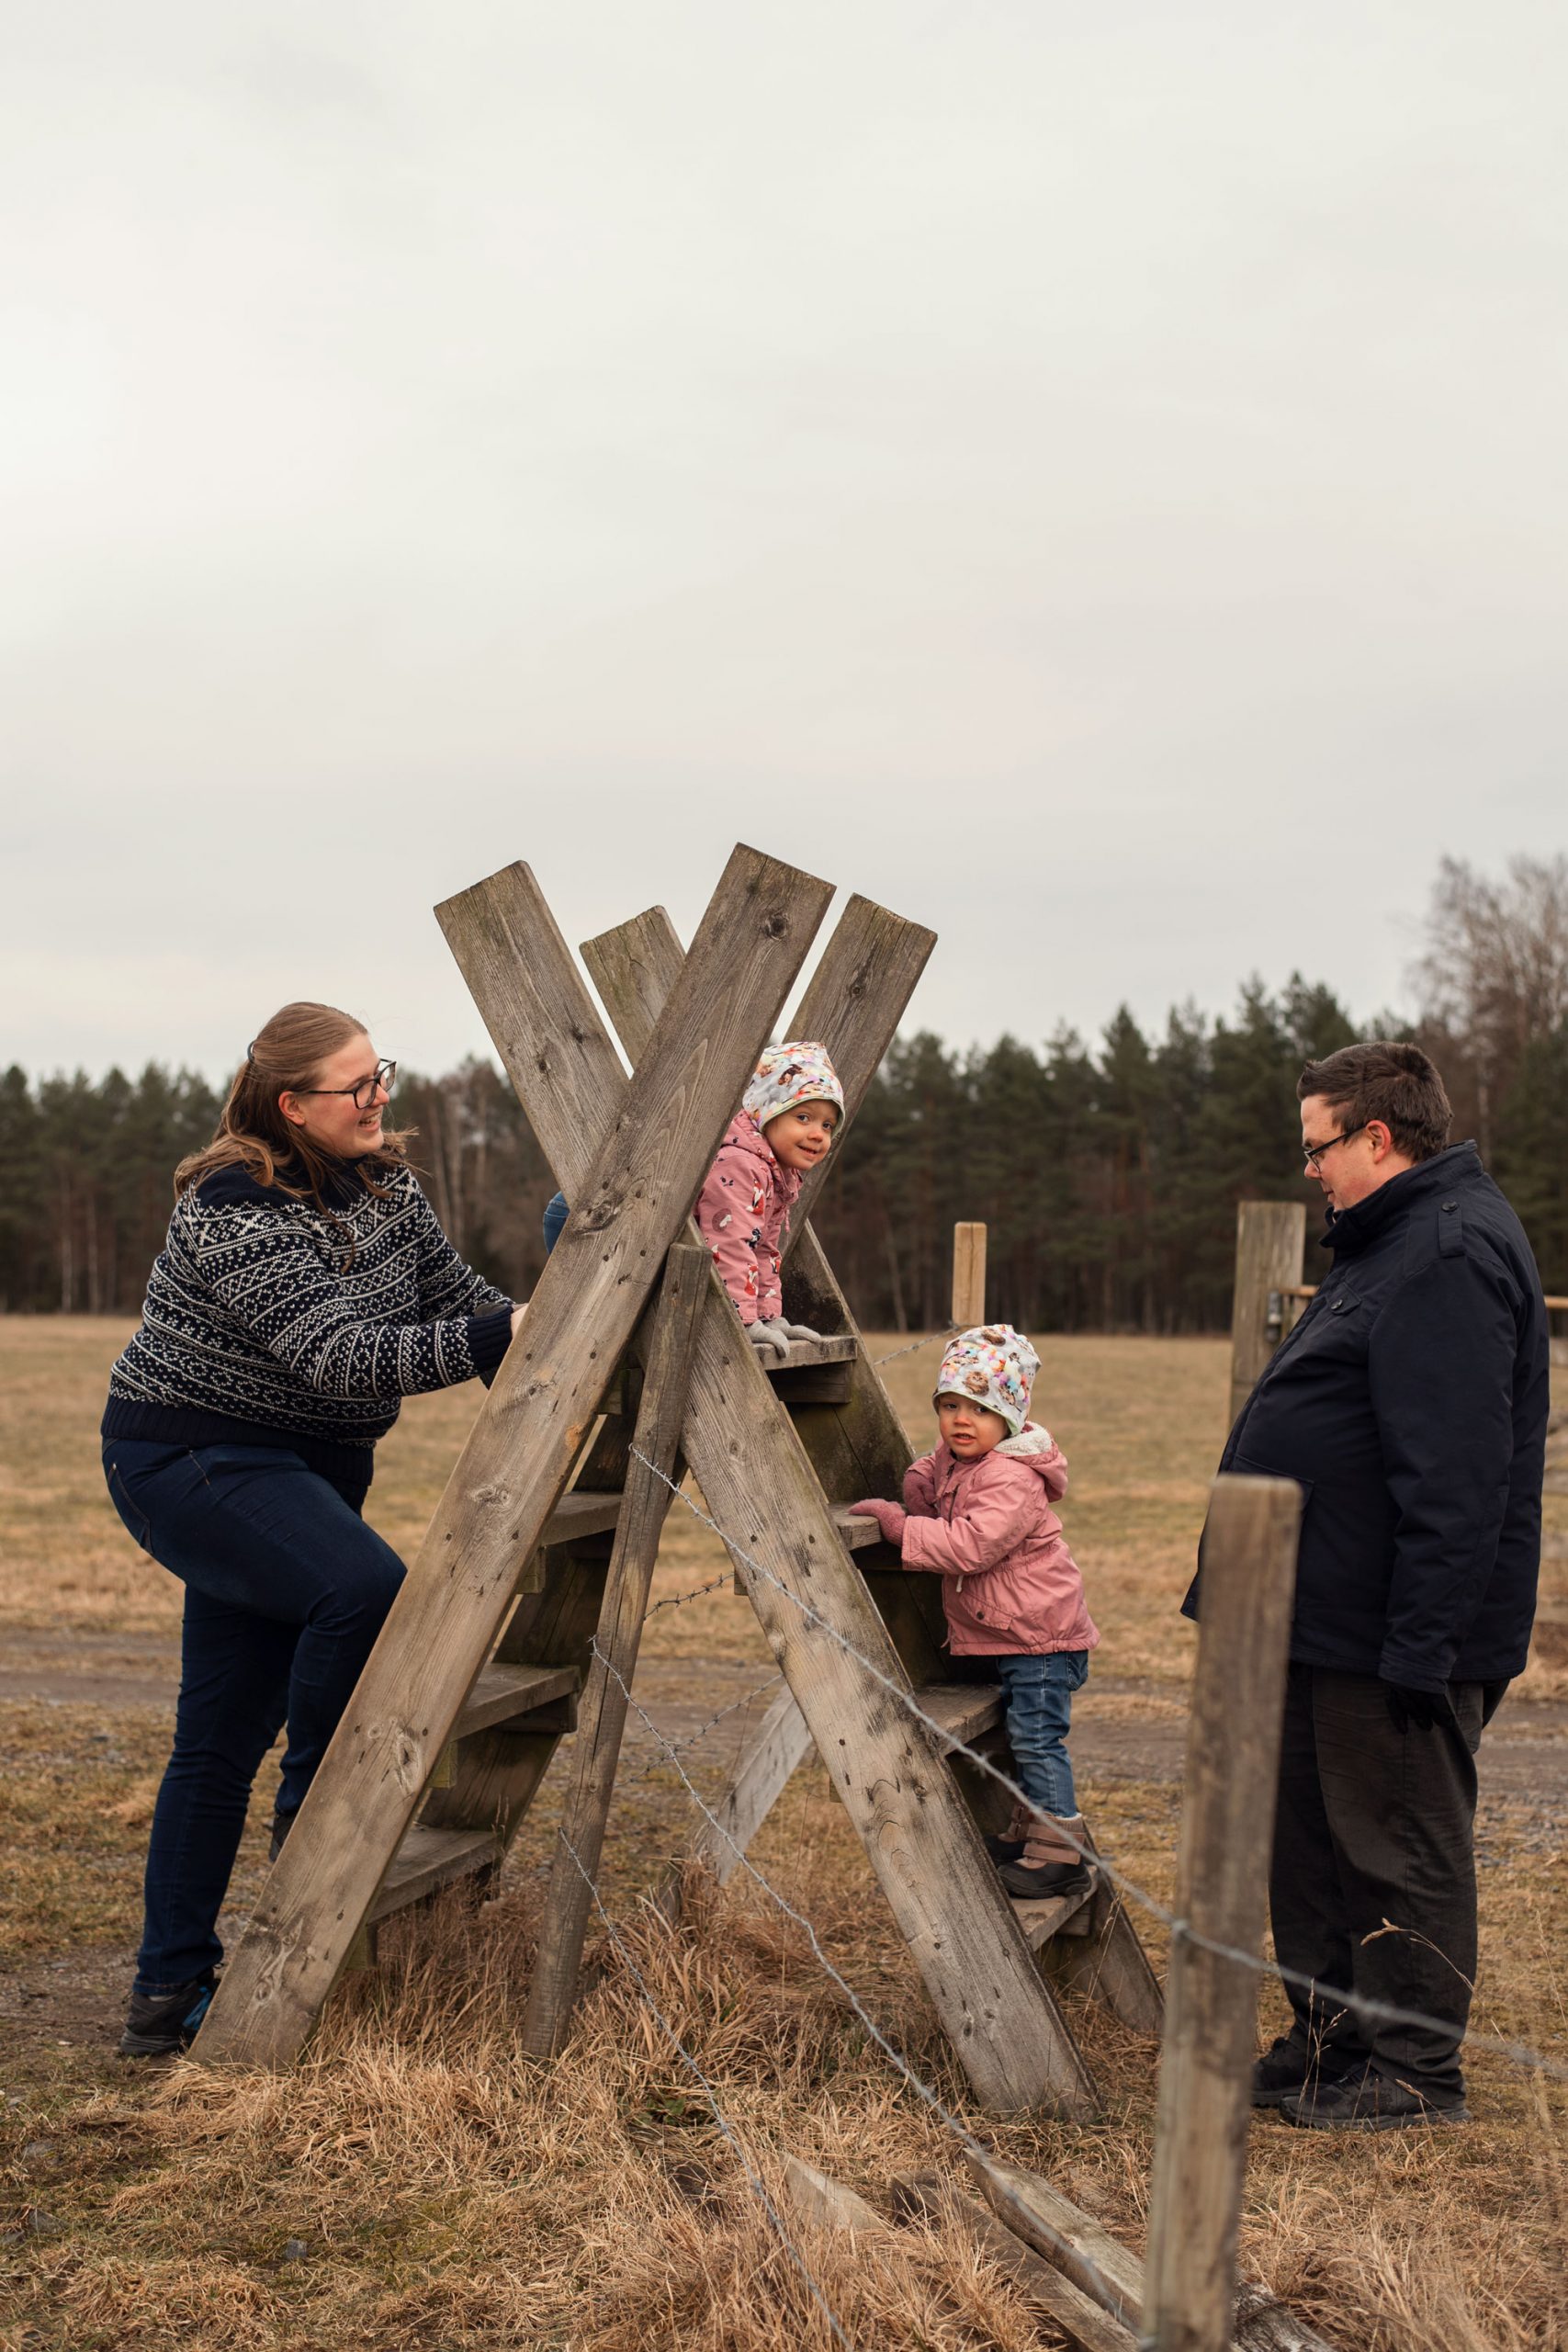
[{"xmin": 197, "ymin": 1202, "xmax": 503, "ymax": 1396}]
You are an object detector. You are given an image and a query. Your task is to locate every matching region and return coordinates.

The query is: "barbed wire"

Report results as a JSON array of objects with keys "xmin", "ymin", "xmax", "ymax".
[
  {"xmin": 641, "ymin": 1569, "xmax": 732, "ymax": 1623},
  {"xmin": 626, "ymin": 1442, "xmax": 1568, "ymax": 2093},
  {"xmin": 619, "ymin": 1668, "xmax": 786, "ymax": 1792},
  {"xmin": 553, "ymin": 1823, "xmax": 854, "ymax": 2349},
  {"xmin": 870, "ymin": 1324, "xmax": 958, "ymax": 1369}
]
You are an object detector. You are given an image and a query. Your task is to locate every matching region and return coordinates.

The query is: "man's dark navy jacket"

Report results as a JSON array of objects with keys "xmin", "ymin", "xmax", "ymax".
[{"xmin": 1184, "ymin": 1144, "xmax": 1550, "ymax": 1692}]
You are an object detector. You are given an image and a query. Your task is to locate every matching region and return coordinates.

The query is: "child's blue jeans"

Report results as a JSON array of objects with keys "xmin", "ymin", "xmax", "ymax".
[{"xmin": 986, "ymin": 1650, "xmax": 1089, "ymax": 1817}]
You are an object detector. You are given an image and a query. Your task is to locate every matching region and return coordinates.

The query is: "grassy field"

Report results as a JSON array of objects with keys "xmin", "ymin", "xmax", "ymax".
[{"xmin": 2, "ymin": 1317, "xmax": 1565, "ymax": 2350}]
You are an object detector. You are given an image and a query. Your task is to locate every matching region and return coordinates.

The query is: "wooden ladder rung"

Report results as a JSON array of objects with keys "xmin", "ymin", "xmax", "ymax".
[
  {"xmin": 1011, "ymin": 1875, "xmax": 1099, "ymax": 1951},
  {"xmin": 769, "ymin": 1334, "xmax": 858, "ymax": 1370},
  {"xmin": 367, "ymin": 1825, "xmax": 501, "ymax": 1925},
  {"xmin": 454, "ymin": 1661, "xmax": 581, "ymax": 1739},
  {"xmin": 832, "ymin": 1504, "xmax": 883, "ymax": 1552},
  {"xmin": 542, "ymin": 1489, "xmax": 624, "ymax": 1544},
  {"xmin": 912, "ymin": 1682, "xmax": 1006, "ymax": 1746}
]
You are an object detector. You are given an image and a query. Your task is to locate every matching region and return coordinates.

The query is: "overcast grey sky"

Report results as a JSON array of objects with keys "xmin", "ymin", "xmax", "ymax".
[{"xmin": 4, "ymin": 2, "xmax": 1564, "ymax": 1082}]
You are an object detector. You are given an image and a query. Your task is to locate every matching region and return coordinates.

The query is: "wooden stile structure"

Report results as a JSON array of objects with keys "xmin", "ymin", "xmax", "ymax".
[{"xmin": 195, "ymin": 843, "xmax": 1158, "ymax": 2116}]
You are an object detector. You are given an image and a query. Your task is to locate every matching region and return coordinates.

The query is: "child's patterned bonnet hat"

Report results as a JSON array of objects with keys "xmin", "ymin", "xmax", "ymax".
[
  {"xmin": 934, "ymin": 1324, "xmax": 1040, "ymax": 1439},
  {"xmin": 743, "ymin": 1041, "xmax": 844, "ymax": 1130}
]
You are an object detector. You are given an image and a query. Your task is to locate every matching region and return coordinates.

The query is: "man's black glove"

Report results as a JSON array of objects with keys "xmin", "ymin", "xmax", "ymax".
[{"xmin": 1382, "ymin": 1679, "xmax": 1460, "ymax": 1736}]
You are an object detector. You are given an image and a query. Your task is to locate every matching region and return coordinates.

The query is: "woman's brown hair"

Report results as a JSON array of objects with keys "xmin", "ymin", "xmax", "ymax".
[{"xmin": 174, "ymin": 1002, "xmax": 411, "ymax": 1204}]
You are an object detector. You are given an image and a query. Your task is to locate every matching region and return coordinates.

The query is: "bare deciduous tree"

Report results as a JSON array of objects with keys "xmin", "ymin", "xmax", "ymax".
[{"xmin": 1410, "ymin": 854, "xmax": 1568, "ymax": 1157}]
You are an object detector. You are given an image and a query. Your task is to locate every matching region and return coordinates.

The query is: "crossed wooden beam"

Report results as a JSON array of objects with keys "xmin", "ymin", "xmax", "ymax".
[{"xmin": 197, "ymin": 845, "xmax": 1152, "ymax": 2113}]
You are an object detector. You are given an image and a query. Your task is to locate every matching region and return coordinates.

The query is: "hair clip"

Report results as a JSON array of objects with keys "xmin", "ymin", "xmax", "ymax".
[{"xmin": 245, "ymin": 1042, "xmax": 257, "ymax": 1063}]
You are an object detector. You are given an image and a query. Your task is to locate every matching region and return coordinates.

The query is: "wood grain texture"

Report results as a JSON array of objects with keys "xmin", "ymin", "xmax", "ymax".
[
  {"xmin": 194, "ymin": 845, "xmax": 831, "ymax": 2068},
  {"xmin": 1227, "ymin": 1202, "xmax": 1307, "ymax": 1429},
  {"xmin": 950, "ymin": 1223, "xmax": 987, "ymax": 1328},
  {"xmin": 896, "ymin": 2174, "xmax": 1136, "ymax": 2352},
  {"xmin": 1143, "ymin": 1474, "xmax": 1302, "ymax": 2352},
  {"xmin": 522, "ymin": 1245, "xmax": 708, "ymax": 2058}
]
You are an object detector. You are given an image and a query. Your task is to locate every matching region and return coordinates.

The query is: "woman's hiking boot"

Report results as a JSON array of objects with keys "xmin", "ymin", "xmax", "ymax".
[
  {"xmin": 997, "ymin": 1812, "xmax": 1093, "ymax": 1903},
  {"xmin": 118, "ymin": 1973, "xmax": 218, "ymax": 2058}
]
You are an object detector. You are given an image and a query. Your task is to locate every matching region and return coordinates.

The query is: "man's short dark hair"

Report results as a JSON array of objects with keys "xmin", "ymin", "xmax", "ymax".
[{"xmin": 1296, "ymin": 1041, "xmax": 1453, "ymax": 1162}]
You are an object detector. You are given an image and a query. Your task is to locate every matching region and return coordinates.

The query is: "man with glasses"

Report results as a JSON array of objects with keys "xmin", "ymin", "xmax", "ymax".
[{"xmin": 1186, "ymin": 1041, "xmax": 1549, "ymax": 2130}]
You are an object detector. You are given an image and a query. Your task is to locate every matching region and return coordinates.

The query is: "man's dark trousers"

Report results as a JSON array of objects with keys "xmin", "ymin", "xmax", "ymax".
[{"xmin": 1272, "ymin": 1666, "xmax": 1502, "ymax": 2105}]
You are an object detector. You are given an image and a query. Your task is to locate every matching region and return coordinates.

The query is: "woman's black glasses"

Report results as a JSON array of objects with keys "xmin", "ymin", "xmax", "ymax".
[{"xmin": 291, "ymin": 1059, "xmax": 397, "ymax": 1111}]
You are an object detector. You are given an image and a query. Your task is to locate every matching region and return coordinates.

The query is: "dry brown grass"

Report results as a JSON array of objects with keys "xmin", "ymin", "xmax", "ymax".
[{"xmin": 3, "ymin": 1316, "xmax": 1566, "ymax": 2351}]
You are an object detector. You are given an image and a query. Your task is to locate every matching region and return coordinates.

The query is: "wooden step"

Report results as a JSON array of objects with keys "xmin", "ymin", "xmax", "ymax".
[
  {"xmin": 454, "ymin": 1661, "xmax": 581, "ymax": 1739},
  {"xmin": 367, "ymin": 1824, "xmax": 501, "ymax": 1924},
  {"xmin": 542, "ymin": 1489, "xmax": 624, "ymax": 1544},
  {"xmin": 1010, "ymin": 1874, "xmax": 1099, "ymax": 1951},
  {"xmin": 913, "ymin": 1683, "xmax": 1006, "ymax": 1746},
  {"xmin": 770, "ymin": 1334, "xmax": 857, "ymax": 1370},
  {"xmin": 832, "ymin": 1504, "xmax": 883, "ymax": 1552}
]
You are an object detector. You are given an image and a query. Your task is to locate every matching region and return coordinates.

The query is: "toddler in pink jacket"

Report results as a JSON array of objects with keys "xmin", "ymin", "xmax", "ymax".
[
  {"xmin": 851, "ymin": 1325, "xmax": 1099, "ymax": 1900},
  {"xmin": 695, "ymin": 1041, "xmax": 843, "ymax": 1364}
]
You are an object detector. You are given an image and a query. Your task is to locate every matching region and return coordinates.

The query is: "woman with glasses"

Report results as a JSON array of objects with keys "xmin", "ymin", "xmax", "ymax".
[{"xmin": 100, "ymin": 1001, "xmax": 526, "ymax": 2056}]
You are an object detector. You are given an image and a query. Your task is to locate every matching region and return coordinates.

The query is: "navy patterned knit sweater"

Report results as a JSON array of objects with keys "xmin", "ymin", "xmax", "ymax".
[{"xmin": 102, "ymin": 1159, "xmax": 513, "ymax": 1471}]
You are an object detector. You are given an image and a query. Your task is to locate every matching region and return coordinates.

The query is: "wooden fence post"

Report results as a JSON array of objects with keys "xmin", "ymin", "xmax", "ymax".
[
  {"xmin": 952, "ymin": 1222, "xmax": 987, "ymax": 1329},
  {"xmin": 1227, "ymin": 1204, "xmax": 1306, "ymax": 1430},
  {"xmin": 1142, "ymin": 1474, "xmax": 1302, "ymax": 2352}
]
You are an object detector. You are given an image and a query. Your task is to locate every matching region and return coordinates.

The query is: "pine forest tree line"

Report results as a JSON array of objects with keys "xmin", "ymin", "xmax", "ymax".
[{"xmin": 3, "ymin": 858, "xmax": 1564, "ymax": 1326}]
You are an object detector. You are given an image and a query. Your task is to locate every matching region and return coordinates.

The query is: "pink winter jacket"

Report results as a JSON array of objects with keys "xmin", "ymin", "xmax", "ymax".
[
  {"xmin": 694, "ymin": 1113, "xmax": 801, "ymax": 1325},
  {"xmin": 901, "ymin": 1426, "xmax": 1100, "ymax": 1658}
]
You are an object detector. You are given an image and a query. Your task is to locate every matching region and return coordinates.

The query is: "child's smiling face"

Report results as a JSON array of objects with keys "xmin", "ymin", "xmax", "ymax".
[
  {"xmin": 936, "ymin": 1394, "xmax": 1010, "ymax": 1459},
  {"xmin": 762, "ymin": 1099, "xmax": 840, "ymax": 1173}
]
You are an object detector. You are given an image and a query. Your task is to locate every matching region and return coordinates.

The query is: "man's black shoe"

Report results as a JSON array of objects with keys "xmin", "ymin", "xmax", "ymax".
[
  {"xmin": 1282, "ymin": 2064, "xmax": 1469, "ymax": 2132},
  {"xmin": 118, "ymin": 1974, "xmax": 217, "ymax": 2059},
  {"xmin": 1251, "ymin": 2033, "xmax": 1364, "ymax": 2110}
]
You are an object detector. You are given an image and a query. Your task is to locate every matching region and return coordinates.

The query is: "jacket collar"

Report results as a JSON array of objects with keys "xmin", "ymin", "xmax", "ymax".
[{"xmin": 1318, "ymin": 1139, "xmax": 1483, "ymax": 1258}]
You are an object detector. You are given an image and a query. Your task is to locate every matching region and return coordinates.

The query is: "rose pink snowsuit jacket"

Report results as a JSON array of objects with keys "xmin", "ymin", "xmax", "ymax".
[
  {"xmin": 901, "ymin": 1426, "xmax": 1100, "ymax": 1658},
  {"xmin": 694, "ymin": 1113, "xmax": 801, "ymax": 1326}
]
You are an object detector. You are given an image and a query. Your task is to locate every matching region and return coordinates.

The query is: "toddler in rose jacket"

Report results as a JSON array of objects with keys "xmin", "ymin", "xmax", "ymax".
[
  {"xmin": 851, "ymin": 1324, "xmax": 1099, "ymax": 1900},
  {"xmin": 694, "ymin": 1041, "xmax": 844, "ymax": 1363}
]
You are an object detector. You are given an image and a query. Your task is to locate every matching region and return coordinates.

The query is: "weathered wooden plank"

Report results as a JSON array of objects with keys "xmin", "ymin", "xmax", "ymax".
[
  {"xmin": 951, "ymin": 1224, "xmax": 987, "ymax": 1328},
  {"xmin": 915, "ymin": 1683, "xmax": 1006, "ymax": 1747},
  {"xmin": 367, "ymin": 1825, "xmax": 501, "ymax": 1924},
  {"xmin": 523, "ymin": 1244, "xmax": 708, "ymax": 2057},
  {"xmin": 1013, "ymin": 1879, "xmax": 1098, "ymax": 1951},
  {"xmin": 1144, "ymin": 1476, "xmax": 1301, "ymax": 2352},
  {"xmin": 542, "ymin": 1490, "xmax": 625, "ymax": 1544},
  {"xmin": 454, "ymin": 1661, "xmax": 580, "ymax": 1739},
  {"xmin": 968, "ymin": 2153, "xmax": 1338, "ymax": 2352},
  {"xmin": 1227, "ymin": 1202, "xmax": 1307, "ymax": 1430},
  {"xmin": 896, "ymin": 2174, "xmax": 1136, "ymax": 2352},
  {"xmin": 777, "ymin": 2156, "xmax": 886, "ymax": 2237},
  {"xmin": 194, "ymin": 845, "xmax": 832, "ymax": 2067}
]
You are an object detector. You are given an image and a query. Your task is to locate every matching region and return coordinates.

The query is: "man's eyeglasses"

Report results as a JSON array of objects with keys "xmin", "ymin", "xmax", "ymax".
[
  {"xmin": 292, "ymin": 1059, "xmax": 398, "ymax": 1111},
  {"xmin": 1302, "ymin": 1124, "xmax": 1365, "ymax": 1173}
]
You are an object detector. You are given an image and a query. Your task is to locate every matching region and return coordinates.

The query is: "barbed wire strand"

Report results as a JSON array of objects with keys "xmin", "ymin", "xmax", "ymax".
[
  {"xmin": 870, "ymin": 1325, "xmax": 958, "ymax": 1369},
  {"xmin": 626, "ymin": 1441, "xmax": 1568, "ymax": 2093},
  {"xmin": 553, "ymin": 1823, "xmax": 854, "ymax": 2350},
  {"xmin": 620, "ymin": 1668, "xmax": 785, "ymax": 1791}
]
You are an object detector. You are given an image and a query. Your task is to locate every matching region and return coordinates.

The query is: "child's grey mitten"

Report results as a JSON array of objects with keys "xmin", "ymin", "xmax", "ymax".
[{"xmin": 748, "ymin": 1317, "xmax": 791, "ymax": 1366}]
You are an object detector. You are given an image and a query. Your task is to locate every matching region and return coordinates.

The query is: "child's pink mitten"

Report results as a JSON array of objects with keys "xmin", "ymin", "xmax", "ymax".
[{"xmin": 848, "ymin": 1498, "xmax": 907, "ymax": 1546}]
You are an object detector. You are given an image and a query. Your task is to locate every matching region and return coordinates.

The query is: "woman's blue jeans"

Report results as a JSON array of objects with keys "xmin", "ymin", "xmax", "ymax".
[
  {"xmin": 103, "ymin": 1438, "xmax": 406, "ymax": 1994},
  {"xmin": 989, "ymin": 1650, "xmax": 1089, "ymax": 1817}
]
